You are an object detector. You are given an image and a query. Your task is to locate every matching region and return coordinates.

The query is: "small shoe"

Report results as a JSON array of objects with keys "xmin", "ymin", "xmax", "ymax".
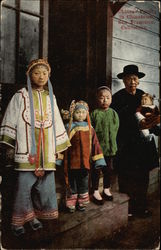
[
  {"xmin": 92, "ymin": 196, "xmax": 104, "ymax": 205},
  {"xmin": 29, "ymin": 218, "xmax": 43, "ymax": 231},
  {"xmin": 11, "ymin": 225, "xmax": 25, "ymax": 237},
  {"xmin": 102, "ymin": 191, "xmax": 113, "ymax": 201},
  {"xmin": 77, "ymin": 205, "xmax": 86, "ymax": 211},
  {"xmin": 68, "ymin": 206, "xmax": 76, "ymax": 213}
]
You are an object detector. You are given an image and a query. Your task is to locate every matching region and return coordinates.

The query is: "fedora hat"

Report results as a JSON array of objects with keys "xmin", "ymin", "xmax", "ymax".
[{"xmin": 117, "ymin": 65, "xmax": 145, "ymax": 79}]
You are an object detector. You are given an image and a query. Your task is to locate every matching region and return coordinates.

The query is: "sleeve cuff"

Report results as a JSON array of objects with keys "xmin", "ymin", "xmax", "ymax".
[
  {"xmin": 56, "ymin": 159, "xmax": 63, "ymax": 166},
  {"xmin": 94, "ymin": 158, "xmax": 107, "ymax": 168}
]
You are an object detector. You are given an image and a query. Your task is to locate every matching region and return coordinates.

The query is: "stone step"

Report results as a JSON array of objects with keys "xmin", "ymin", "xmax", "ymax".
[
  {"xmin": 1, "ymin": 192, "xmax": 129, "ymax": 249},
  {"xmin": 0, "ymin": 168, "xmax": 159, "ymax": 249}
]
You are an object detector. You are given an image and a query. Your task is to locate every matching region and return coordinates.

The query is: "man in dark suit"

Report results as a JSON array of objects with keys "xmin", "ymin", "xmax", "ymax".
[{"xmin": 111, "ymin": 64, "xmax": 159, "ymax": 218}]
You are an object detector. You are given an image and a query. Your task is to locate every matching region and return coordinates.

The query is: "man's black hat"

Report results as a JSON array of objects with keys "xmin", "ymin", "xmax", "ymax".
[{"xmin": 117, "ymin": 64, "xmax": 145, "ymax": 79}]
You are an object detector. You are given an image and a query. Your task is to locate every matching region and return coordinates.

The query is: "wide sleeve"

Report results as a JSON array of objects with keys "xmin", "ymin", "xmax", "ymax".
[
  {"xmin": 139, "ymin": 115, "xmax": 160, "ymax": 130},
  {"xmin": 0, "ymin": 93, "xmax": 22, "ymax": 148},
  {"xmin": 109, "ymin": 109, "xmax": 119, "ymax": 156},
  {"xmin": 111, "ymin": 109, "xmax": 119, "ymax": 132},
  {"xmin": 135, "ymin": 106, "xmax": 145, "ymax": 123},
  {"xmin": 135, "ymin": 106, "xmax": 160, "ymax": 130},
  {"xmin": 53, "ymin": 96, "xmax": 71, "ymax": 153},
  {"xmin": 91, "ymin": 128, "xmax": 106, "ymax": 168}
]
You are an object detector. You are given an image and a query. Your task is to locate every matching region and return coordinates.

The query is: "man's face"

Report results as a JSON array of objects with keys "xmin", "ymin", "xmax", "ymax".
[
  {"xmin": 97, "ymin": 89, "xmax": 112, "ymax": 110},
  {"xmin": 123, "ymin": 74, "xmax": 139, "ymax": 95}
]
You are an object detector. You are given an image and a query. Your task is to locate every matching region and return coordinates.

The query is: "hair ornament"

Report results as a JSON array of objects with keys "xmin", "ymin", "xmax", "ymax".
[{"xmin": 26, "ymin": 58, "xmax": 51, "ymax": 75}]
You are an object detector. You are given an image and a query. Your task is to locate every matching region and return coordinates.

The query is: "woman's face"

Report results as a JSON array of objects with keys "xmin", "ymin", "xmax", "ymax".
[
  {"xmin": 30, "ymin": 65, "xmax": 49, "ymax": 90},
  {"xmin": 123, "ymin": 74, "xmax": 139, "ymax": 95}
]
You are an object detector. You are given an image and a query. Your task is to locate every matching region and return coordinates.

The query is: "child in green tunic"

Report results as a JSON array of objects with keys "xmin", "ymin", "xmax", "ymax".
[{"xmin": 90, "ymin": 86, "xmax": 119, "ymax": 205}]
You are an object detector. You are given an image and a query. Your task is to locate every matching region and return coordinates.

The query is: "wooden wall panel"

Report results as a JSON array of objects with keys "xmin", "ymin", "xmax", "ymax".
[
  {"xmin": 113, "ymin": 19, "xmax": 159, "ymax": 50},
  {"xmin": 112, "ymin": 0, "xmax": 160, "ymax": 97},
  {"xmin": 113, "ymin": 40, "xmax": 159, "ymax": 66},
  {"xmin": 133, "ymin": 1, "xmax": 160, "ymax": 19},
  {"xmin": 114, "ymin": 1, "xmax": 159, "ymax": 34}
]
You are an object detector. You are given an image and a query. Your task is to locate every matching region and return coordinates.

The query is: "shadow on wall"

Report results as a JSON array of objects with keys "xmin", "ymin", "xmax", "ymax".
[{"xmin": 112, "ymin": 79, "xmax": 124, "ymax": 94}]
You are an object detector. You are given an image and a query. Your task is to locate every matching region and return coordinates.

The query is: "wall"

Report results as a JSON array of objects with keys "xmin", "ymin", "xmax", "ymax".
[{"xmin": 112, "ymin": 0, "xmax": 160, "ymax": 105}]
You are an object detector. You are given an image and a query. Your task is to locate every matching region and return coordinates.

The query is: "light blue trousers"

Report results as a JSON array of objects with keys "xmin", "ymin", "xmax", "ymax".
[{"xmin": 12, "ymin": 171, "xmax": 58, "ymax": 226}]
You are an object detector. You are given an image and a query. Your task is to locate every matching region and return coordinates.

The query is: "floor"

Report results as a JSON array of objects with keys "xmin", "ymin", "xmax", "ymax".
[
  {"xmin": 90, "ymin": 190, "xmax": 160, "ymax": 249},
  {"xmin": 0, "ymin": 176, "xmax": 160, "ymax": 250}
]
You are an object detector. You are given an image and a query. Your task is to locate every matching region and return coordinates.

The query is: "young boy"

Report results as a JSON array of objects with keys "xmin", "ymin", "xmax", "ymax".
[
  {"xmin": 90, "ymin": 86, "xmax": 119, "ymax": 204},
  {"xmin": 60, "ymin": 100, "xmax": 106, "ymax": 212},
  {"xmin": 0, "ymin": 59, "xmax": 70, "ymax": 236}
]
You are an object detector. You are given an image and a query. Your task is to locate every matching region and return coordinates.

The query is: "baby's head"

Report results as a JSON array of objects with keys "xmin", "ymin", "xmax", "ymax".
[
  {"xmin": 96, "ymin": 86, "xmax": 112, "ymax": 110},
  {"xmin": 26, "ymin": 59, "xmax": 51, "ymax": 89},
  {"xmin": 73, "ymin": 101, "xmax": 89, "ymax": 122},
  {"xmin": 141, "ymin": 93, "xmax": 154, "ymax": 106}
]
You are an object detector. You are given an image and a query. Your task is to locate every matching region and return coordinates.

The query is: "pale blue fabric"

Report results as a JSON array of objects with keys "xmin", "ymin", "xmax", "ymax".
[{"xmin": 12, "ymin": 171, "xmax": 57, "ymax": 224}]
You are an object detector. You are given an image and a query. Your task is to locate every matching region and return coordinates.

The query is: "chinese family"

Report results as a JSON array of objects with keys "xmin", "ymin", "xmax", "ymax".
[{"xmin": 0, "ymin": 59, "xmax": 160, "ymax": 236}]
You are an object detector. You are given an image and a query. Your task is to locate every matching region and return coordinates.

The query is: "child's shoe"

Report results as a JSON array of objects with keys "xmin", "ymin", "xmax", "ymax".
[
  {"xmin": 68, "ymin": 206, "xmax": 76, "ymax": 213},
  {"xmin": 77, "ymin": 205, "xmax": 86, "ymax": 211},
  {"xmin": 102, "ymin": 188, "xmax": 113, "ymax": 201},
  {"xmin": 11, "ymin": 225, "xmax": 25, "ymax": 237},
  {"xmin": 92, "ymin": 190, "xmax": 104, "ymax": 205},
  {"xmin": 29, "ymin": 218, "xmax": 43, "ymax": 231},
  {"xmin": 92, "ymin": 196, "xmax": 104, "ymax": 205}
]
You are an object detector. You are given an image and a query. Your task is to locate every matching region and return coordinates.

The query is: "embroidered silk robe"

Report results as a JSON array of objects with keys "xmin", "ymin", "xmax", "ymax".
[
  {"xmin": 63, "ymin": 121, "xmax": 106, "ymax": 171},
  {"xmin": 0, "ymin": 87, "xmax": 70, "ymax": 171}
]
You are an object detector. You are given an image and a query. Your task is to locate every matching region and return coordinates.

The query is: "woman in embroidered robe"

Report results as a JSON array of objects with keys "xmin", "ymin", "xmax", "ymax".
[{"xmin": 0, "ymin": 59, "xmax": 70, "ymax": 236}]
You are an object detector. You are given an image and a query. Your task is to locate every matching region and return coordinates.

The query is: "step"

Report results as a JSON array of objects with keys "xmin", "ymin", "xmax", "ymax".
[
  {"xmin": 1, "ymin": 192, "xmax": 129, "ymax": 249},
  {"xmin": 1, "ymin": 168, "xmax": 159, "ymax": 249}
]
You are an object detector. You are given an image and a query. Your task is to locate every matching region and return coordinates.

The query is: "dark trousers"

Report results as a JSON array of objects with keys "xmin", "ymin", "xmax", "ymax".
[
  {"xmin": 68, "ymin": 169, "xmax": 89, "ymax": 195},
  {"xmin": 92, "ymin": 157, "xmax": 112, "ymax": 191},
  {"xmin": 118, "ymin": 168, "xmax": 149, "ymax": 213}
]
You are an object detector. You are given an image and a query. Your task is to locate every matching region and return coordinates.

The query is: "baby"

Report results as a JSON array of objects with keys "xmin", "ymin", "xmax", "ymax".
[{"xmin": 135, "ymin": 93, "xmax": 160, "ymax": 141}]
